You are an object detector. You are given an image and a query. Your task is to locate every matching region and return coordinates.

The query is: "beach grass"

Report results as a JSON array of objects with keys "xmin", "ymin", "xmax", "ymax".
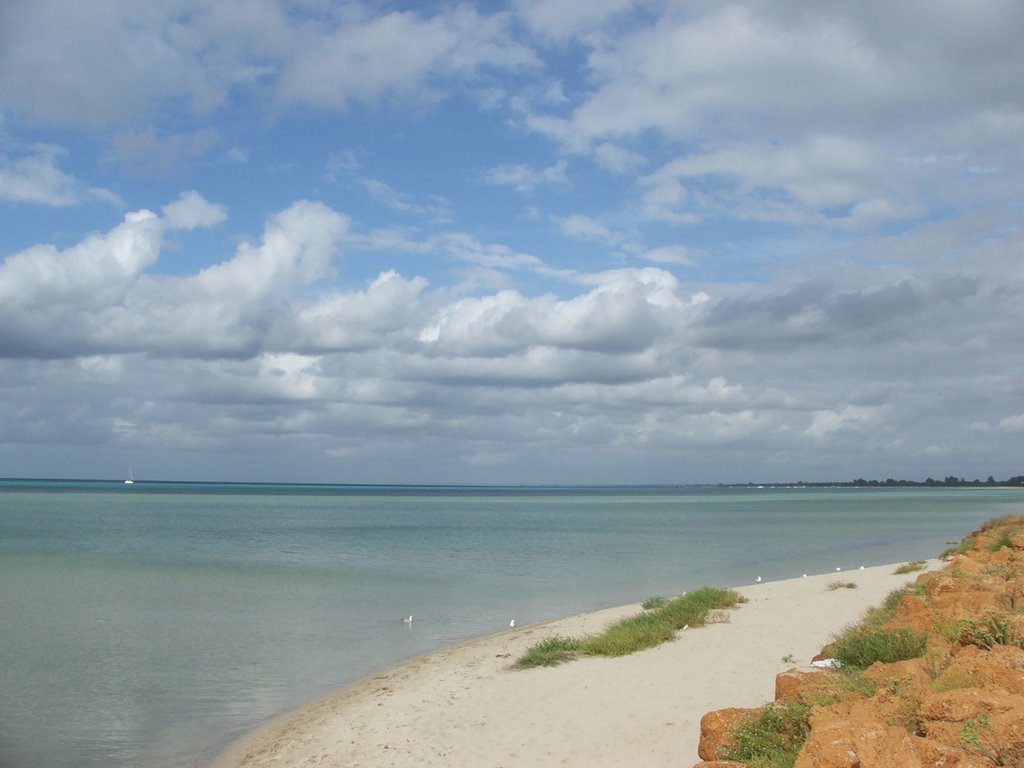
[
  {"xmin": 515, "ymin": 587, "xmax": 744, "ymax": 668},
  {"xmin": 827, "ymin": 580, "xmax": 857, "ymax": 590},
  {"xmin": 893, "ymin": 560, "xmax": 928, "ymax": 574},
  {"xmin": 829, "ymin": 625, "xmax": 928, "ymax": 669},
  {"xmin": 580, "ymin": 610, "xmax": 678, "ymax": 656},
  {"xmin": 512, "ymin": 635, "xmax": 583, "ymax": 668}
]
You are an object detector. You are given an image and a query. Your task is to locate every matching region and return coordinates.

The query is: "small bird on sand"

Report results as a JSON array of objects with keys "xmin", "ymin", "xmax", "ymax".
[{"xmin": 509, "ymin": 619, "xmax": 515, "ymax": 628}]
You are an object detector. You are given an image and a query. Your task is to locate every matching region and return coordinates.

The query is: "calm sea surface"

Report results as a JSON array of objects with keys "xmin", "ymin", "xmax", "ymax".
[{"xmin": 2, "ymin": 482, "xmax": 1022, "ymax": 768}]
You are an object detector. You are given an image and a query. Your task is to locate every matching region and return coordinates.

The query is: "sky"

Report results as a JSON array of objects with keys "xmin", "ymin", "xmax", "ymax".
[{"xmin": 1, "ymin": 0, "xmax": 1022, "ymax": 485}]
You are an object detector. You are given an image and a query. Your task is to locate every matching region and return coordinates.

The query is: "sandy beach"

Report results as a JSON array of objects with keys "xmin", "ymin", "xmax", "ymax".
[{"xmin": 212, "ymin": 560, "xmax": 941, "ymax": 768}]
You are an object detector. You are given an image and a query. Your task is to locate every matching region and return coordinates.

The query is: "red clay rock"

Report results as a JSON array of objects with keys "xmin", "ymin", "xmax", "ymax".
[
  {"xmin": 937, "ymin": 644, "xmax": 1024, "ymax": 695},
  {"xmin": 918, "ymin": 685, "xmax": 1024, "ymax": 723},
  {"xmin": 895, "ymin": 593, "xmax": 933, "ymax": 631},
  {"xmin": 692, "ymin": 516, "xmax": 1024, "ymax": 768},
  {"xmin": 774, "ymin": 668, "xmax": 831, "ymax": 703},
  {"xmin": 697, "ymin": 707, "xmax": 756, "ymax": 761},
  {"xmin": 795, "ymin": 699, "xmax": 924, "ymax": 768},
  {"xmin": 862, "ymin": 657, "xmax": 931, "ymax": 691},
  {"xmin": 908, "ymin": 735, "xmax": 978, "ymax": 767}
]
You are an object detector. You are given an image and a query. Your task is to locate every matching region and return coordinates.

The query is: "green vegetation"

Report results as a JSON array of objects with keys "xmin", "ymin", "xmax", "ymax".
[
  {"xmin": 986, "ymin": 531, "xmax": 1015, "ymax": 552},
  {"xmin": 980, "ymin": 515, "xmax": 1021, "ymax": 531},
  {"xmin": 512, "ymin": 635, "xmax": 582, "ymax": 668},
  {"xmin": 712, "ymin": 513, "xmax": 1023, "ymax": 765},
  {"xmin": 720, "ymin": 701, "xmax": 811, "ymax": 768},
  {"xmin": 641, "ymin": 596, "xmax": 668, "ymax": 610},
  {"xmin": 580, "ymin": 611, "xmax": 678, "ymax": 656},
  {"xmin": 931, "ymin": 667, "xmax": 983, "ymax": 693},
  {"xmin": 514, "ymin": 587, "xmax": 744, "ymax": 668},
  {"xmin": 829, "ymin": 626, "xmax": 928, "ymax": 669},
  {"xmin": 833, "ymin": 669, "xmax": 880, "ymax": 699},
  {"xmin": 941, "ymin": 537, "xmax": 977, "ymax": 559},
  {"xmin": 582, "ymin": 587, "xmax": 744, "ymax": 658},
  {"xmin": 856, "ymin": 582, "xmax": 926, "ymax": 629},
  {"xmin": 894, "ymin": 560, "xmax": 928, "ymax": 574},
  {"xmin": 953, "ymin": 613, "xmax": 1021, "ymax": 650},
  {"xmin": 799, "ymin": 668, "xmax": 879, "ymax": 708},
  {"xmin": 827, "ymin": 580, "xmax": 857, "ymax": 591},
  {"xmin": 960, "ymin": 713, "xmax": 1010, "ymax": 766}
]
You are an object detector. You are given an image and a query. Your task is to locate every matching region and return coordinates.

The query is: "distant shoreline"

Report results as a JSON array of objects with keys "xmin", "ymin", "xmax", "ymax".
[{"xmin": 3, "ymin": 476, "xmax": 1022, "ymax": 490}]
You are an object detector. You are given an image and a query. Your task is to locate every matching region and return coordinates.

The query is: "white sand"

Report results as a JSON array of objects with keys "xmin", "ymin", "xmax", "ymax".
[{"xmin": 212, "ymin": 560, "xmax": 940, "ymax": 768}]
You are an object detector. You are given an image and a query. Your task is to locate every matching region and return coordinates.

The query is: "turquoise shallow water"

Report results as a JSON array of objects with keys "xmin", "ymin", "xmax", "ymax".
[{"xmin": 1, "ymin": 482, "xmax": 1022, "ymax": 768}]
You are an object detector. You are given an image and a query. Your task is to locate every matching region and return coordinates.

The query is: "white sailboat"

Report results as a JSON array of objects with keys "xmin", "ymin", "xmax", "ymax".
[{"xmin": 124, "ymin": 466, "xmax": 135, "ymax": 485}]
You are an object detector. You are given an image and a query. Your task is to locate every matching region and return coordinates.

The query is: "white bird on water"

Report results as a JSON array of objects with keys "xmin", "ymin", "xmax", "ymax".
[
  {"xmin": 402, "ymin": 615, "xmax": 413, "ymax": 624},
  {"xmin": 509, "ymin": 619, "xmax": 515, "ymax": 628},
  {"xmin": 754, "ymin": 576, "xmax": 762, "ymax": 583}
]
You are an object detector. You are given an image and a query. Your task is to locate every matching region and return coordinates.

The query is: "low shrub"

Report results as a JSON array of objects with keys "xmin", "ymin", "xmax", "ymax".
[
  {"xmin": 955, "ymin": 613, "xmax": 1021, "ymax": 650},
  {"xmin": 720, "ymin": 701, "xmax": 811, "ymax": 768},
  {"xmin": 829, "ymin": 626, "xmax": 928, "ymax": 669}
]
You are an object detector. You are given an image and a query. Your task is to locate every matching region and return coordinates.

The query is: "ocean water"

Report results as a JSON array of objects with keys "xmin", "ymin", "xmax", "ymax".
[{"xmin": 1, "ymin": 482, "xmax": 1022, "ymax": 768}]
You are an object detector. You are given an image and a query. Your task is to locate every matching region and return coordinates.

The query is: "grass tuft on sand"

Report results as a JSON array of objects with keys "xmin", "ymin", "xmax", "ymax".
[
  {"xmin": 893, "ymin": 560, "xmax": 928, "ymax": 575},
  {"xmin": 515, "ymin": 587, "xmax": 744, "ymax": 668},
  {"xmin": 827, "ymin": 580, "xmax": 858, "ymax": 591}
]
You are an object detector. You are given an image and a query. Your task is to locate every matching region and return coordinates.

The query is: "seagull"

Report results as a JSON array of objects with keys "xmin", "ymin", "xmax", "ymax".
[
  {"xmin": 755, "ymin": 576, "xmax": 762, "ymax": 583},
  {"xmin": 402, "ymin": 615, "xmax": 414, "ymax": 624},
  {"xmin": 802, "ymin": 573, "xmax": 808, "ymax": 578},
  {"xmin": 835, "ymin": 567, "xmax": 842, "ymax": 572},
  {"xmin": 509, "ymin": 619, "xmax": 515, "ymax": 628},
  {"xmin": 859, "ymin": 565, "xmax": 865, "ymax": 570}
]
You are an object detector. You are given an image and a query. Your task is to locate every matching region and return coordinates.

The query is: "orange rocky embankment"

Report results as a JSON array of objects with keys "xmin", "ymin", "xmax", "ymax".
[{"xmin": 695, "ymin": 515, "xmax": 1024, "ymax": 768}]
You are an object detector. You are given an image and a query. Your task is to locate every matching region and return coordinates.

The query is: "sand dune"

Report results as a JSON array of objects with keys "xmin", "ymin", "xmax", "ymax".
[{"xmin": 212, "ymin": 560, "xmax": 940, "ymax": 768}]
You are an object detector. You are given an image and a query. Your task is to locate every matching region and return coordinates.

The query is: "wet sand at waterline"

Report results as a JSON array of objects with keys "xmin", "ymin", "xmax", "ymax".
[{"xmin": 213, "ymin": 560, "xmax": 940, "ymax": 768}]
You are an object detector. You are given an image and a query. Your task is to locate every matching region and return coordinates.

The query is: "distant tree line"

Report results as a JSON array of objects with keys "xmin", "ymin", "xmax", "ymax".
[{"xmin": 726, "ymin": 475, "xmax": 1024, "ymax": 488}]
